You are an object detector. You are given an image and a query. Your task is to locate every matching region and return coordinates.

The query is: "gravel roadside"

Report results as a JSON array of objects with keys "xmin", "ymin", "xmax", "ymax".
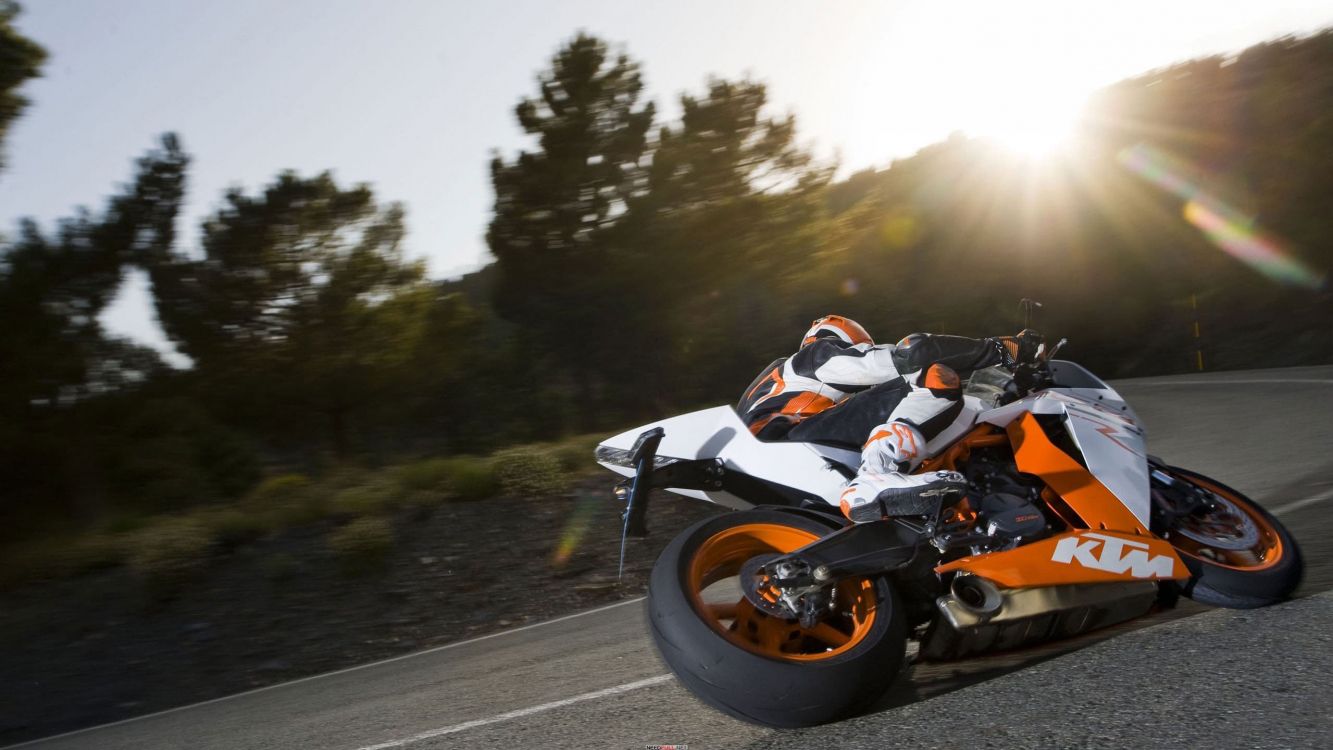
[{"xmin": 0, "ymin": 478, "xmax": 716, "ymax": 746}]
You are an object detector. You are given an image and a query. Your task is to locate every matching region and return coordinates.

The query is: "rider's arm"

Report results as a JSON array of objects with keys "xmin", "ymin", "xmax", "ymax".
[
  {"xmin": 789, "ymin": 340, "xmax": 902, "ymax": 389},
  {"xmin": 891, "ymin": 333, "xmax": 1008, "ymax": 375}
]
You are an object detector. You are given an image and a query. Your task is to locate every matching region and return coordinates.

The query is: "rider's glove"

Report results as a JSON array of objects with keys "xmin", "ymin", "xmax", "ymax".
[{"xmin": 991, "ymin": 329, "xmax": 1043, "ymax": 368}]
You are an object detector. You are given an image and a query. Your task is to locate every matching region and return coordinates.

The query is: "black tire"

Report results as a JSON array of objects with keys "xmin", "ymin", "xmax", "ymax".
[
  {"xmin": 1166, "ymin": 466, "xmax": 1303, "ymax": 609},
  {"xmin": 646, "ymin": 508, "xmax": 907, "ymax": 728}
]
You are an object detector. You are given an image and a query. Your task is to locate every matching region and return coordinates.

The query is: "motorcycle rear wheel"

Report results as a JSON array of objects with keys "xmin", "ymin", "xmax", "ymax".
[
  {"xmin": 646, "ymin": 508, "xmax": 906, "ymax": 727},
  {"xmin": 1162, "ymin": 466, "xmax": 1303, "ymax": 609}
]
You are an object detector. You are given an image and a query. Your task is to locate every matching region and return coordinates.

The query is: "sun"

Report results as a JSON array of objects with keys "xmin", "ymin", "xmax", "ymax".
[{"xmin": 968, "ymin": 90, "xmax": 1089, "ymax": 159}]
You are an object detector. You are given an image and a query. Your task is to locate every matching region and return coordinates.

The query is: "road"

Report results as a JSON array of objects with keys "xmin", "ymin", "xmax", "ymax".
[{"xmin": 12, "ymin": 366, "xmax": 1333, "ymax": 750}]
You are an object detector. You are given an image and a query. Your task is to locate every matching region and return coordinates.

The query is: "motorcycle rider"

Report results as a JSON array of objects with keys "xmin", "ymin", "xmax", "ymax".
[{"xmin": 738, "ymin": 316, "xmax": 1039, "ymax": 523}]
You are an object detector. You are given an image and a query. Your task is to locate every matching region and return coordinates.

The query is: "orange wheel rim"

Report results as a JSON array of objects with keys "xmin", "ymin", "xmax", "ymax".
[
  {"xmin": 1168, "ymin": 475, "xmax": 1284, "ymax": 572},
  {"xmin": 686, "ymin": 522, "xmax": 877, "ymax": 662}
]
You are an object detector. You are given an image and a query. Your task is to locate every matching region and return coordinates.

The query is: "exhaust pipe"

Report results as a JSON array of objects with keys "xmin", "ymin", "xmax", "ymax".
[
  {"xmin": 950, "ymin": 575, "xmax": 1003, "ymax": 618},
  {"xmin": 936, "ymin": 579, "xmax": 1157, "ymax": 631}
]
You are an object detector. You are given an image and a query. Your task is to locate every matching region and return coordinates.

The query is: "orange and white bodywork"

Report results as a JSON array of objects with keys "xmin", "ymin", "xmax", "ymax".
[
  {"xmin": 598, "ymin": 359, "xmax": 1188, "ymax": 587},
  {"xmin": 937, "ymin": 530, "xmax": 1187, "ymax": 587}
]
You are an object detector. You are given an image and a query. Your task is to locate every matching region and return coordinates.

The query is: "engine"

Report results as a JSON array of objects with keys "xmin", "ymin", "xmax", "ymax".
[
  {"xmin": 951, "ymin": 453, "xmax": 1052, "ymax": 551},
  {"xmin": 976, "ymin": 492, "xmax": 1049, "ymax": 541}
]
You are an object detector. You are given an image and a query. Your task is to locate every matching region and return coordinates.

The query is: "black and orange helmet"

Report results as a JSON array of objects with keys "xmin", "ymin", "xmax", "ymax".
[{"xmin": 801, "ymin": 315, "xmax": 873, "ymax": 348}]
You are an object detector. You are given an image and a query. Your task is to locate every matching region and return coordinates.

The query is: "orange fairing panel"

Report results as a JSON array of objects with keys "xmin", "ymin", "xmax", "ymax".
[
  {"xmin": 1008, "ymin": 412, "xmax": 1145, "ymax": 534},
  {"xmin": 936, "ymin": 530, "xmax": 1189, "ymax": 587}
]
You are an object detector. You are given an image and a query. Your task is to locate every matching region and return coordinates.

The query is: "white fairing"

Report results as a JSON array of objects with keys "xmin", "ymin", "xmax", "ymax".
[
  {"xmin": 596, "ymin": 360, "xmax": 1150, "ymax": 525},
  {"xmin": 977, "ymin": 381, "xmax": 1151, "ymax": 528},
  {"xmin": 598, "ymin": 406, "xmax": 856, "ymax": 508}
]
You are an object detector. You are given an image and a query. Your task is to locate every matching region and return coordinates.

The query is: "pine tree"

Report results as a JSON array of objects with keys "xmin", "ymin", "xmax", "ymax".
[
  {"xmin": 486, "ymin": 33, "xmax": 655, "ymax": 425},
  {"xmin": 0, "ymin": 1, "xmax": 47, "ymax": 173}
]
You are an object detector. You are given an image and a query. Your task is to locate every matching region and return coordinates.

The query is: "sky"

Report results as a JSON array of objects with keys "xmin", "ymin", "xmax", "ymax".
[{"xmin": 2, "ymin": 0, "xmax": 1331, "ymax": 360}]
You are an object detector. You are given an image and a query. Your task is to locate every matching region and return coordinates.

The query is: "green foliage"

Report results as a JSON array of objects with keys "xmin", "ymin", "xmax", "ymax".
[
  {"xmin": 328, "ymin": 481, "xmax": 402, "ymax": 517},
  {"xmin": 327, "ymin": 517, "xmax": 394, "ymax": 574},
  {"xmin": 387, "ymin": 455, "xmax": 500, "ymax": 503},
  {"xmin": 0, "ymin": 135, "xmax": 190, "ymax": 535},
  {"xmin": 492, "ymin": 446, "xmax": 572, "ymax": 498},
  {"xmin": 245, "ymin": 474, "xmax": 325, "ymax": 527},
  {"xmin": 0, "ymin": 135, "xmax": 185, "ymax": 416},
  {"xmin": 487, "ymin": 33, "xmax": 657, "ymax": 432},
  {"xmin": 126, "ymin": 519, "xmax": 213, "ymax": 595},
  {"xmin": 0, "ymin": 1, "xmax": 47, "ymax": 172},
  {"xmin": 49, "ymin": 533, "xmax": 125, "ymax": 577},
  {"xmin": 146, "ymin": 170, "xmax": 434, "ymax": 459},
  {"xmin": 248, "ymin": 474, "xmax": 313, "ymax": 505},
  {"xmin": 4, "ymin": 28, "xmax": 1333, "ymax": 554},
  {"xmin": 0, "ymin": 533, "xmax": 124, "ymax": 589},
  {"xmin": 392, "ymin": 458, "xmax": 454, "ymax": 492},
  {"xmin": 547, "ymin": 434, "xmax": 603, "ymax": 476},
  {"xmin": 439, "ymin": 456, "xmax": 499, "ymax": 501},
  {"xmin": 196, "ymin": 508, "xmax": 270, "ymax": 547},
  {"xmin": 98, "ymin": 397, "xmax": 261, "ymax": 513}
]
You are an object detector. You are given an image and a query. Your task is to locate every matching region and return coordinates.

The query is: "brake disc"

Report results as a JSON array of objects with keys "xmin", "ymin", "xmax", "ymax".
[
  {"xmin": 1174, "ymin": 491, "xmax": 1262, "ymax": 550},
  {"xmin": 739, "ymin": 553, "xmax": 798, "ymax": 619}
]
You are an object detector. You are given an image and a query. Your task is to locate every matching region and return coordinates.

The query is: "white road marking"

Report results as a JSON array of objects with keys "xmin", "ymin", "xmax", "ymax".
[
  {"xmin": 1, "ymin": 597, "xmax": 647, "ymax": 749},
  {"xmin": 348, "ymin": 486, "xmax": 1333, "ymax": 749},
  {"xmin": 1271, "ymin": 487, "xmax": 1333, "ymax": 517},
  {"xmin": 11, "ymin": 374, "xmax": 1333, "ymax": 748},
  {"xmin": 355, "ymin": 674, "xmax": 674, "ymax": 750},
  {"xmin": 1130, "ymin": 379, "xmax": 1333, "ymax": 386}
]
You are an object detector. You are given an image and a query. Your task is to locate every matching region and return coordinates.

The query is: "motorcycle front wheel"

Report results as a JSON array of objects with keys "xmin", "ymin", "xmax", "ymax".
[
  {"xmin": 646, "ymin": 508, "xmax": 906, "ymax": 728},
  {"xmin": 1161, "ymin": 466, "xmax": 1304, "ymax": 608}
]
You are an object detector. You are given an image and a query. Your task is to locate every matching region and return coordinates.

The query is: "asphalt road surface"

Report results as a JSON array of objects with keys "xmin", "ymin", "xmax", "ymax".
[{"xmin": 12, "ymin": 366, "xmax": 1333, "ymax": 750}]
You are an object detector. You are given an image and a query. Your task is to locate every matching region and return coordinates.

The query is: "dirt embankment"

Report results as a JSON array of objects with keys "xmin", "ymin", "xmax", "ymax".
[{"xmin": 0, "ymin": 477, "xmax": 717, "ymax": 745}]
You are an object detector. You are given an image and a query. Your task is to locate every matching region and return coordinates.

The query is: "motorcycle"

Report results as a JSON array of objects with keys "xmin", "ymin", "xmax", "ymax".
[{"xmin": 594, "ymin": 338, "xmax": 1303, "ymax": 727}]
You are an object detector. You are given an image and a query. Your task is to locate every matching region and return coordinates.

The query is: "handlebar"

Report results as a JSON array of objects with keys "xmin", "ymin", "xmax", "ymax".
[{"xmin": 996, "ymin": 333, "xmax": 1067, "ymax": 404}]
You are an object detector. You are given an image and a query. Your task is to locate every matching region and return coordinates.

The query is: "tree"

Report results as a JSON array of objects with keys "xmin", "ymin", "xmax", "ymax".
[
  {"xmin": 486, "ymin": 33, "xmax": 655, "ymax": 427},
  {"xmin": 0, "ymin": 1, "xmax": 46, "ymax": 173},
  {"xmin": 149, "ymin": 172, "xmax": 433, "ymax": 457},
  {"xmin": 0, "ymin": 134, "xmax": 186, "ymax": 415},
  {"xmin": 645, "ymin": 78, "xmax": 820, "ymax": 215},
  {"xmin": 632, "ymin": 78, "xmax": 836, "ymax": 405},
  {"xmin": 0, "ymin": 135, "xmax": 189, "ymax": 531}
]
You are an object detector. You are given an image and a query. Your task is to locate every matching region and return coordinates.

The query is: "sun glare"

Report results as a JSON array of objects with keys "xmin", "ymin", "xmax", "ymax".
[
  {"xmin": 981, "ymin": 95, "xmax": 1082, "ymax": 157},
  {"xmin": 970, "ymin": 91, "xmax": 1087, "ymax": 158}
]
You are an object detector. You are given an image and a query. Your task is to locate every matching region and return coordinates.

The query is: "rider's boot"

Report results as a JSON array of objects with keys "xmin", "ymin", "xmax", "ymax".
[{"xmin": 839, "ymin": 470, "xmax": 968, "ymax": 523}]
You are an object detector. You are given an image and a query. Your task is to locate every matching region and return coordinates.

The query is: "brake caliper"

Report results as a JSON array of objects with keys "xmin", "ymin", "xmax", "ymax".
[{"xmin": 740, "ymin": 554, "xmax": 831, "ymax": 629}]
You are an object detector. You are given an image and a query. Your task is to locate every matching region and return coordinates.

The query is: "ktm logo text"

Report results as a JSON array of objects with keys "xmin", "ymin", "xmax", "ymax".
[{"xmin": 1051, "ymin": 532, "xmax": 1175, "ymax": 578}]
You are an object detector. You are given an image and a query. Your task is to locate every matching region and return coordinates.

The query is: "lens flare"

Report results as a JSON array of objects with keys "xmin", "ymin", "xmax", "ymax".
[
  {"xmin": 552, "ymin": 493, "xmax": 598, "ymax": 566},
  {"xmin": 1117, "ymin": 143, "xmax": 1325, "ymax": 290}
]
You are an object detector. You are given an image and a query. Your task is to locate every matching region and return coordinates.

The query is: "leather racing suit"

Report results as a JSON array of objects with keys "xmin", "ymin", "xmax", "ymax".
[{"xmin": 739, "ymin": 330, "xmax": 1031, "ymax": 522}]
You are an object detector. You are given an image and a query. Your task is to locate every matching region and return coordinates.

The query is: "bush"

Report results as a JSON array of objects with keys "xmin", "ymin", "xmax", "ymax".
[
  {"xmin": 247, "ymin": 474, "xmax": 313, "ymax": 505},
  {"xmin": 327, "ymin": 517, "xmax": 394, "ymax": 573},
  {"xmin": 0, "ymin": 534, "xmax": 125, "ymax": 589},
  {"xmin": 322, "ymin": 466, "xmax": 372, "ymax": 490},
  {"xmin": 329, "ymin": 481, "xmax": 402, "ymax": 517},
  {"xmin": 101, "ymin": 512, "xmax": 154, "ymax": 535},
  {"xmin": 127, "ymin": 519, "xmax": 214, "ymax": 595},
  {"xmin": 99, "ymin": 397, "xmax": 261, "ymax": 512},
  {"xmin": 245, "ymin": 474, "xmax": 325, "ymax": 527},
  {"xmin": 50, "ymin": 534, "xmax": 126, "ymax": 577},
  {"xmin": 440, "ymin": 456, "xmax": 499, "ymax": 501},
  {"xmin": 392, "ymin": 458, "xmax": 455, "ymax": 492},
  {"xmin": 548, "ymin": 434, "xmax": 603, "ymax": 476},
  {"xmin": 196, "ymin": 508, "xmax": 270, "ymax": 547},
  {"xmin": 492, "ymin": 446, "xmax": 572, "ymax": 498}
]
